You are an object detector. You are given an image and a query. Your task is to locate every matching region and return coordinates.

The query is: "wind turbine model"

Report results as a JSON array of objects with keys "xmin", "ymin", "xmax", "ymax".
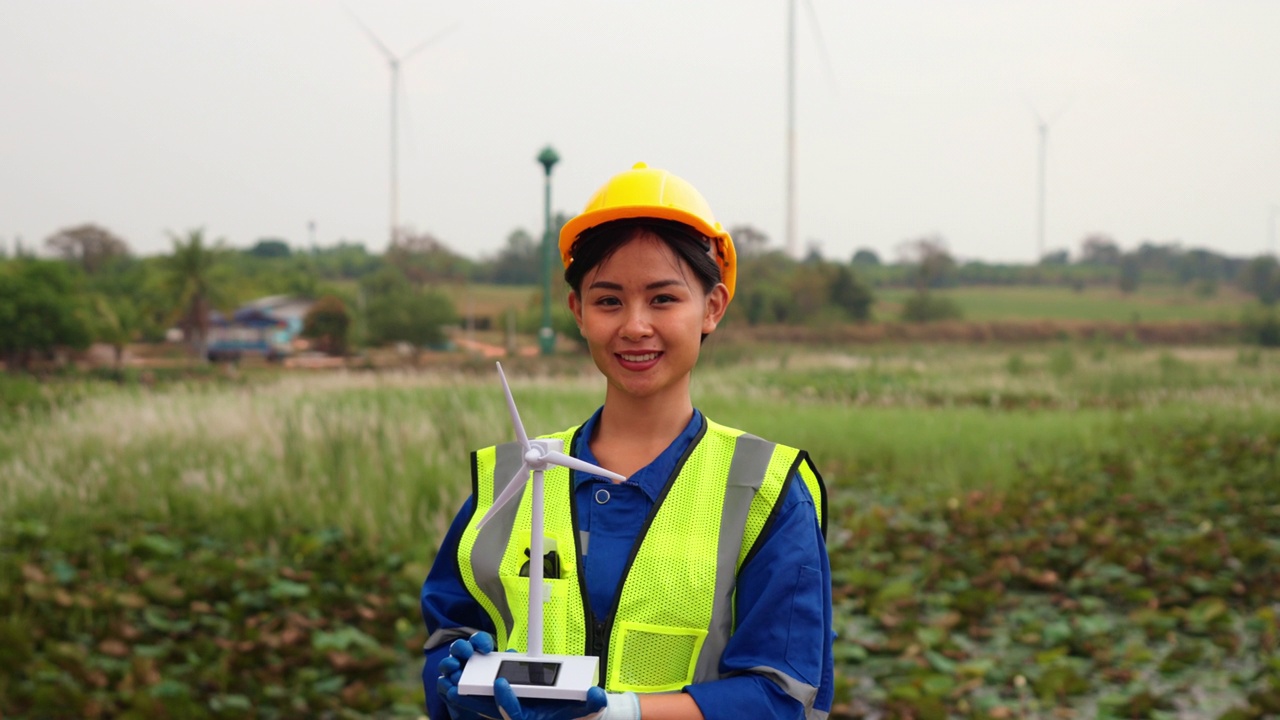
[
  {"xmin": 347, "ymin": 8, "xmax": 455, "ymax": 247},
  {"xmin": 458, "ymin": 362, "xmax": 626, "ymax": 700}
]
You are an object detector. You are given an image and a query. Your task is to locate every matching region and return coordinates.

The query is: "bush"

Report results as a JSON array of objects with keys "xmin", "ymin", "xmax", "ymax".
[
  {"xmin": 739, "ymin": 286, "xmax": 797, "ymax": 326},
  {"xmin": 0, "ymin": 374, "xmax": 47, "ymax": 417},
  {"xmin": 829, "ymin": 266, "xmax": 875, "ymax": 321},
  {"xmin": 369, "ymin": 290, "xmax": 456, "ymax": 349},
  {"xmin": 1005, "ymin": 353, "xmax": 1027, "ymax": 376},
  {"xmin": 1047, "ymin": 346, "xmax": 1077, "ymax": 377},
  {"xmin": 302, "ymin": 295, "xmax": 351, "ymax": 355},
  {"xmin": 0, "ymin": 260, "xmax": 91, "ymax": 369},
  {"xmin": 1237, "ymin": 348, "xmax": 1261, "ymax": 367},
  {"xmin": 900, "ymin": 292, "xmax": 963, "ymax": 323},
  {"xmin": 516, "ymin": 293, "xmax": 585, "ymax": 350},
  {"xmin": 1242, "ymin": 306, "xmax": 1280, "ymax": 347}
]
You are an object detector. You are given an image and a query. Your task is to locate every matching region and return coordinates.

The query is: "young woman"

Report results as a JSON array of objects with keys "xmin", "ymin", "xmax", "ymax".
[{"xmin": 423, "ymin": 163, "xmax": 833, "ymax": 720}]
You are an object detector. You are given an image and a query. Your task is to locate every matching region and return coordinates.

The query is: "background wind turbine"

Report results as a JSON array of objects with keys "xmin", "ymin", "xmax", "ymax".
[
  {"xmin": 786, "ymin": 0, "xmax": 840, "ymax": 259},
  {"xmin": 1269, "ymin": 204, "xmax": 1279, "ymax": 257},
  {"xmin": 347, "ymin": 8, "xmax": 456, "ymax": 247},
  {"xmin": 1025, "ymin": 97, "xmax": 1073, "ymax": 262}
]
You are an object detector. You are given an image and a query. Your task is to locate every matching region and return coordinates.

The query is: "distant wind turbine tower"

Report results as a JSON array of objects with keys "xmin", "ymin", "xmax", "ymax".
[
  {"xmin": 786, "ymin": 0, "xmax": 798, "ymax": 259},
  {"xmin": 1269, "ymin": 205, "xmax": 1280, "ymax": 257},
  {"xmin": 785, "ymin": 0, "xmax": 838, "ymax": 260},
  {"xmin": 1036, "ymin": 115, "xmax": 1047, "ymax": 262},
  {"xmin": 347, "ymin": 8, "xmax": 455, "ymax": 247},
  {"xmin": 1027, "ymin": 98, "xmax": 1071, "ymax": 263}
]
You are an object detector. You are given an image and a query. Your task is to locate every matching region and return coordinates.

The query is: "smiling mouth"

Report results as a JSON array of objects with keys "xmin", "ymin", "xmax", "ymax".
[{"xmin": 618, "ymin": 352, "xmax": 660, "ymax": 362}]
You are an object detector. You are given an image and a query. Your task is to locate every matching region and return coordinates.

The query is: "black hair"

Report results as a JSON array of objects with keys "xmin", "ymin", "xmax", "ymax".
[{"xmin": 563, "ymin": 218, "xmax": 722, "ymax": 296}]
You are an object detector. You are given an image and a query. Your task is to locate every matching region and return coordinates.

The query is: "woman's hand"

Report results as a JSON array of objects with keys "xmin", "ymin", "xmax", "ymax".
[
  {"xmin": 487, "ymin": 678, "xmax": 608, "ymax": 720},
  {"xmin": 436, "ymin": 632, "xmax": 496, "ymax": 720},
  {"xmin": 436, "ymin": 632, "xmax": 608, "ymax": 720}
]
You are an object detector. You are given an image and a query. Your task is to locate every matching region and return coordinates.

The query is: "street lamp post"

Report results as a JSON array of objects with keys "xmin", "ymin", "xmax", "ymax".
[{"xmin": 537, "ymin": 146, "xmax": 560, "ymax": 356}]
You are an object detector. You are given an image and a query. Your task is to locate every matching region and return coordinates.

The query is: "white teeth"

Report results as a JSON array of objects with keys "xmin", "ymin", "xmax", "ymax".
[{"xmin": 620, "ymin": 352, "xmax": 658, "ymax": 362}]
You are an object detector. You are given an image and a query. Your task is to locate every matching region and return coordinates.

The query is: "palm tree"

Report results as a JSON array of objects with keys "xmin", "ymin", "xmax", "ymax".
[
  {"xmin": 160, "ymin": 229, "xmax": 226, "ymax": 362},
  {"xmin": 89, "ymin": 294, "xmax": 139, "ymax": 369}
]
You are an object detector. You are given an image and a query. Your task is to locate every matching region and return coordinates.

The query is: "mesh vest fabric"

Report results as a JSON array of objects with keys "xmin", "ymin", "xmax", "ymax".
[
  {"xmin": 605, "ymin": 422, "xmax": 737, "ymax": 691},
  {"xmin": 455, "ymin": 419, "xmax": 825, "ymax": 694}
]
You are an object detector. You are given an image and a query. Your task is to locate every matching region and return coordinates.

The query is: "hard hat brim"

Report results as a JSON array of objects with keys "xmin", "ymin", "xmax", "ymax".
[{"xmin": 559, "ymin": 206, "xmax": 737, "ymax": 302}]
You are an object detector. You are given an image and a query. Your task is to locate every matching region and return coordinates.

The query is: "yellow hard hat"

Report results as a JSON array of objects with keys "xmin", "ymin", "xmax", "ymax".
[{"xmin": 559, "ymin": 162, "xmax": 737, "ymax": 301}]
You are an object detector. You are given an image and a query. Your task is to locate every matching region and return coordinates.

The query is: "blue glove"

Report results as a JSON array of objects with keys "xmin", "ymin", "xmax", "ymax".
[
  {"xmin": 437, "ymin": 632, "xmax": 497, "ymax": 720},
  {"xmin": 442, "ymin": 679, "xmax": 607, "ymax": 720},
  {"xmin": 436, "ymin": 631, "xmax": 608, "ymax": 720},
  {"xmin": 490, "ymin": 678, "xmax": 608, "ymax": 720}
]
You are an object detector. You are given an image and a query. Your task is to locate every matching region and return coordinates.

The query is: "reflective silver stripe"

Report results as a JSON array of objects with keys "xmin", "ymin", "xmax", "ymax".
[
  {"xmin": 731, "ymin": 665, "xmax": 819, "ymax": 717},
  {"xmin": 578, "ymin": 530, "xmax": 590, "ymax": 556},
  {"xmin": 470, "ymin": 442, "xmax": 524, "ymax": 644},
  {"xmin": 424, "ymin": 625, "xmax": 484, "ymax": 651},
  {"xmin": 692, "ymin": 432, "xmax": 777, "ymax": 683}
]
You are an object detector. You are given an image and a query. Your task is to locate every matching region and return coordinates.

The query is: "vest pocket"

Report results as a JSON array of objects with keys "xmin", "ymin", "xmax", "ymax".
[
  {"xmin": 499, "ymin": 575, "xmax": 572, "ymax": 654},
  {"xmin": 609, "ymin": 621, "xmax": 707, "ymax": 693}
]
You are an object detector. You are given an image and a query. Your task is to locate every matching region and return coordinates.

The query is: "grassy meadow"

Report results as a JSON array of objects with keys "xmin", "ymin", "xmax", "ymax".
[
  {"xmin": 2, "ymin": 342, "xmax": 1279, "ymax": 718},
  {"xmin": 871, "ymin": 286, "xmax": 1257, "ymax": 323},
  {"xmin": 435, "ymin": 282, "xmax": 1261, "ymax": 326}
]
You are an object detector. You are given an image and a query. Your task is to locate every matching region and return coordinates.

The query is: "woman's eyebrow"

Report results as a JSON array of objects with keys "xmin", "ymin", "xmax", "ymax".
[
  {"xmin": 645, "ymin": 279, "xmax": 684, "ymax": 291},
  {"xmin": 587, "ymin": 279, "xmax": 684, "ymax": 291}
]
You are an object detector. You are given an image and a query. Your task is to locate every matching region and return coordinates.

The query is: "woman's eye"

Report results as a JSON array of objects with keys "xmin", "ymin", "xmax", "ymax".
[
  {"xmin": 653, "ymin": 294, "xmax": 677, "ymax": 304},
  {"xmin": 594, "ymin": 296, "xmax": 620, "ymax": 307}
]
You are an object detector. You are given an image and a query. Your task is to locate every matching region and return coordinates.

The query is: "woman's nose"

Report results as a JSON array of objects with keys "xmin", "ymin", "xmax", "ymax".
[{"xmin": 620, "ymin": 307, "xmax": 653, "ymax": 340}]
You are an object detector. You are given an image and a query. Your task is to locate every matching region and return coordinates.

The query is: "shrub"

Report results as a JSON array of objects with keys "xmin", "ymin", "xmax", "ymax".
[
  {"xmin": 0, "ymin": 374, "xmax": 47, "ymax": 416},
  {"xmin": 828, "ymin": 265, "xmax": 875, "ymax": 321},
  {"xmin": 1048, "ymin": 346, "xmax": 1077, "ymax": 377},
  {"xmin": 0, "ymin": 260, "xmax": 92, "ymax": 370},
  {"xmin": 1005, "ymin": 353, "xmax": 1027, "ymax": 376},
  {"xmin": 900, "ymin": 292, "xmax": 963, "ymax": 323},
  {"xmin": 303, "ymin": 295, "xmax": 351, "ymax": 355},
  {"xmin": 364, "ymin": 290, "xmax": 456, "ymax": 349},
  {"xmin": 1236, "ymin": 348, "xmax": 1262, "ymax": 368},
  {"xmin": 1242, "ymin": 306, "xmax": 1280, "ymax": 347}
]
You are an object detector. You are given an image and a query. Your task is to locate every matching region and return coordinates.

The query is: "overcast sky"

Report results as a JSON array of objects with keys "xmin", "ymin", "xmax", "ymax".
[{"xmin": 2, "ymin": 1, "xmax": 1278, "ymax": 264}]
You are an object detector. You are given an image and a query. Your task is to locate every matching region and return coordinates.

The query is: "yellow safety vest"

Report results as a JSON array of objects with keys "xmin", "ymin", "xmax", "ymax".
[{"xmin": 456, "ymin": 416, "xmax": 825, "ymax": 694}]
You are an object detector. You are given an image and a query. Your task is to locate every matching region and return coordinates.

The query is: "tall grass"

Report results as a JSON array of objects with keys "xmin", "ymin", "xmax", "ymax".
[
  {"xmin": 0, "ymin": 372, "xmax": 595, "ymax": 553},
  {"xmin": 4, "ymin": 345, "xmax": 1277, "ymax": 556}
]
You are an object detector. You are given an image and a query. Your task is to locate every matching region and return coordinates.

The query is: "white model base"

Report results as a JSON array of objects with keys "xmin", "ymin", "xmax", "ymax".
[{"xmin": 457, "ymin": 652, "xmax": 600, "ymax": 701}]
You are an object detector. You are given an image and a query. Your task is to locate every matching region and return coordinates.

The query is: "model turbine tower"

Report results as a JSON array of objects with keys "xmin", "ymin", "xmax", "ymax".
[{"xmin": 459, "ymin": 362, "xmax": 625, "ymax": 700}]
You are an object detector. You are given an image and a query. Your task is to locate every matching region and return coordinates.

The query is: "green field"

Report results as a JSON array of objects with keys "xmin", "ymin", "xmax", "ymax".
[
  {"xmin": 438, "ymin": 282, "xmax": 1260, "ymax": 327},
  {"xmin": 872, "ymin": 285, "xmax": 1256, "ymax": 323},
  {"xmin": 443, "ymin": 283, "xmax": 539, "ymax": 320},
  {"xmin": 3, "ymin": 344, "xmax": 1279, "ymax": 718}
]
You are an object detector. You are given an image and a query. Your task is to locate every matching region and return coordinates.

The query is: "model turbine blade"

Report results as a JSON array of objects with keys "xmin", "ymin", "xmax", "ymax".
[
  {"xmin": 496, "ymin": 362, "xmax": 530, "ymax": 450},
  {"xmin": 477, "ymin": 462, "xmax": 532, "ymax": 529},
  {"xmin": 543, "ymin": 450, "xmax": 626, "ymax": 483}
]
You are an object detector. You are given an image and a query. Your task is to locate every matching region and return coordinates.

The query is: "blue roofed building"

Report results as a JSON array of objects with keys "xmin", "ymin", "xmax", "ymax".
[{"xmin": 207, "ymin": 295, "xmax": 314, "ymax": 362}]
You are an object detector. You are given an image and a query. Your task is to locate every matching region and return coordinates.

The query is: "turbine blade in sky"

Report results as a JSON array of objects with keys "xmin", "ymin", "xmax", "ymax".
[
  {"xmin": 802, "ymin": 0, "xmax": 840, "ymax": 97},
  {"xmin": 402, "ymin": 23, "xmax": 460, "ymax": 63},
  {"xmin": 344, "ymin": 5, "xmax": 395, "ymax": 62}
]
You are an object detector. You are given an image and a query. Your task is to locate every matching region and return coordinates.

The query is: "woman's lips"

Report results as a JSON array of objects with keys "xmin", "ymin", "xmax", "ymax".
[{"xmin": 616, "ymin": 351, "xmax": 662, "ymax": 371}]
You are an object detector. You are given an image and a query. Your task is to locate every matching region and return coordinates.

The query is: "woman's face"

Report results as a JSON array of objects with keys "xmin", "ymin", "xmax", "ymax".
[{"xmin": 568, "ymin": 232, "xmax": 728, "ymax": 404}]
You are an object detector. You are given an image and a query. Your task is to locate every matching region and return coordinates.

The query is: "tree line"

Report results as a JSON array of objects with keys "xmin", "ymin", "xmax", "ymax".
[{"xmin": 3, "ymin": 222, "xmax": 1278, "ymax": 369}]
